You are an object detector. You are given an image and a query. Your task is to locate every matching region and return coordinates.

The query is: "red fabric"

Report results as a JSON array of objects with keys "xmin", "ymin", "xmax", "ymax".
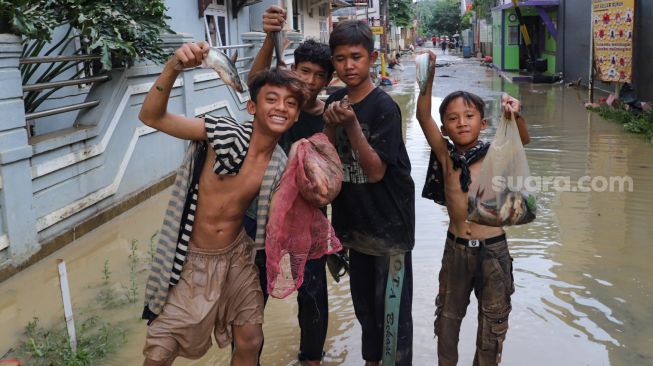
[{"xmin": 266, "ymin": 133, "xmax": 343, "ymax": 298}]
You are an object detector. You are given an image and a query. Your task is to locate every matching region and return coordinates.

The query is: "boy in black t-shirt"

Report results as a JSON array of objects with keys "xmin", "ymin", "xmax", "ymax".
[{"xmin": 323, "ymin": 21, "xmax": 415, "ymax": 366}]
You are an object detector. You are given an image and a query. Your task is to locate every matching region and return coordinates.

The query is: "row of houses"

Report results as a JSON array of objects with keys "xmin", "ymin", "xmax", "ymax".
[
  {"xmin": 0, "ymin": 0, "xmax": 390, "ymax": 278},
  {"xmin": 464, "ymin": 0, "xmax": 652, "ymax": 101}
]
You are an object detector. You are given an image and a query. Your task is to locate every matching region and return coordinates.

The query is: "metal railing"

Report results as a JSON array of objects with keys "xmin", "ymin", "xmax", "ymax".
[
  {"xmin": 21, "ymin": 44, "xmax": 256, "ymax": 123},
  {"xmin": 19, "ymin": 54, "xmax": 101, "ymax": 65},
  {"xmin": 20, "ymin": 54, "xmax": 107, "ymax": 123},
  {"xmin": 26, "ymin": 100, "xmax": 101, "ymax": 120},
  {"xmin": 23, "ymin": 75, "xmax": 110, "ymax": 93},
  {"xmin": 213, "ymin": 43, "xmax": 255, "ymax": 50}
]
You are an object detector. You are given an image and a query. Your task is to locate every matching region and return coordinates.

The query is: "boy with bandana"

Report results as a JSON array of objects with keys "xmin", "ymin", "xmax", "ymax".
[{"xmin": 416, "ymin": 50, "xmax": 530, "ymax": 366}]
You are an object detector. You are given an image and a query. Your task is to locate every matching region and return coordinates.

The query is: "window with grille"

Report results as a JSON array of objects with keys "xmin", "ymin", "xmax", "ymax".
[{"xmin": 204, "ymin": 1, "xmax": 229, "ymax": 47}]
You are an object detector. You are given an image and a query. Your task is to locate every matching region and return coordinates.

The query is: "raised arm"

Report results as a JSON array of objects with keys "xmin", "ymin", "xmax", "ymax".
[
  {"xmin": 247, "ymin": 6, "xmax": 286, "ymax": 85},
  {"xmin": 138, "ymin": 42, "xmax": 208, "ymax": 140},
  {"xmin": 416, "ymin": 50, "xmax": 449, "ymax": 162},
  {"xmin": 501, "ymin": 93, "xmax": 531, "ymax": 145}
]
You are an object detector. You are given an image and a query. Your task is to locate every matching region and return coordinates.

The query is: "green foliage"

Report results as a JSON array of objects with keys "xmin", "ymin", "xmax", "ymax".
[
  {"xmin": 3, "ymin": 0, "xmax": 173, "ymax": 115},
  {"xmin": 588, "ymin": 105, "xmax": 653, "ymax": 138},
  {"xmin": 431, "ymin": 0, "xmax": 462, "ymax": 36},
  {"xmin": 127, "ymin": 239, "xmax": 140, "ymax": 303},
  {"xmin": 415, "ymin": 1, "xmax": 437, "ymax": 36},
  {"xmin": 3, "ymin": 0, "xmax": 171, "ymax": 68},
  {"xmin": 16, "ymin": 316, "xmax": 125, "ymax": 365},
  {"xmin": 148, "ymin": 230, "xmax": 159, "ymax": 263},
  {"xmin": 0, "ymin": 0, "xmax": 59, "ymax": 40},
  {"xmin": 415, "ymin": 0, "xmax": 462, "ymax": 36},
  {"xmin": 102, "ymin": 259, "xmax": 111, "ymax": 285},
  {"xmin": 473, "ymin": 0, "xmax": 497, "ymax": 21},
  {"xmin": 461, "ymin": 10, "xmax": 473, "ymax": 29},
  {"xmin": 389, "ymin": 0, "xmax": 414, "ymax": 28},
  {"xmin": 74, "ymin": 0, "xmax": 172, "ymax": 69},
  {"xmin": 96, "ymin": 258, "xmax": 126, "ymax": 308}
]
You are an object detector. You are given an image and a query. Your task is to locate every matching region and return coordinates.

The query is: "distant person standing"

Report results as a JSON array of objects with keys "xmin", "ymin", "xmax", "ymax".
[
  {"xmin": 441, "ymin": 38, "xmax": 447, "ymax": 54},
  {"xmin": 432, "ymin": 35, "xmax": 437, "ymax": 46}
]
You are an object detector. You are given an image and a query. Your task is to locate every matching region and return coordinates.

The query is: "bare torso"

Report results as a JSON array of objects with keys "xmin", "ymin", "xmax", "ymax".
[
  {"xmin": 443, "ymin": 156, "xmax": 504, "ymax": 239},
  {"xmin": 190, "ymin": 147, "xmax": 272, "ymax": 249}
]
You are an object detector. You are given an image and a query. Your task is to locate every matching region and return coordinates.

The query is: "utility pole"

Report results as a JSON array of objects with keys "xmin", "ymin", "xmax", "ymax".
[{"xmin": 379, "ymin": 0, "xmax": 389, "ymax": 76}]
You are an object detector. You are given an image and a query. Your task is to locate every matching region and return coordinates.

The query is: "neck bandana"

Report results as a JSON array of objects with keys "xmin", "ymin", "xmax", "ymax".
[{"xmin": 421, "ymin": 140, "xmax": 490, "ymax": 205}]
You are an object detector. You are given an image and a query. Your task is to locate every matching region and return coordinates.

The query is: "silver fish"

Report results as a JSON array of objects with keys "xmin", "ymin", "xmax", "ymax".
[
  {"xmin": 273, "ymin": 30, "xmax": 287, "ymax": 67},
  {"xmin": 203, "ymin": 48, "xmax": 244, "ymax": 93},
  {"xmin": 340, "ymin": 95, "xmax": 351, "ymax": 110},
  {"xmin": 415, "ymin": 53, "xmax": 434, "ymax": 96},
  {"xmin": 468, "ymin": 188, "xmax": 536, "ymax": 226}
]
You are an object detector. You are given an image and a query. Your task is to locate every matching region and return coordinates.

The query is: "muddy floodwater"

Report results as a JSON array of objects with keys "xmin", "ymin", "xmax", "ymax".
[{"xmin": 2, "ymin": 52, "xmax": 653, "ymax": 365}]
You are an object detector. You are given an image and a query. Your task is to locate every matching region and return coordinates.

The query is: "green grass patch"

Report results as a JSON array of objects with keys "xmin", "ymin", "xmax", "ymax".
[
  {"xmin": 588, "ymin": 104, "xmax": 653, "ymax": 138},
  {"xmin": 9, "ymin": 316, "xmax": 126, "ymax": 365}
]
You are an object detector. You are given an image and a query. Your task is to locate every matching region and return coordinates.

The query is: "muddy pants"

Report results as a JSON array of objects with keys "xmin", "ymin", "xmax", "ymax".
[
  {"xmin": 254, "ymin": 249, "xmax": 329, "ymax": 361},
  {"xmin": 349, "ymin": 249, "xmax": 413, "ymax": 365},
  {"xmin": 435, "ymin": 232, "xmax": 514, "ymax": 366}
]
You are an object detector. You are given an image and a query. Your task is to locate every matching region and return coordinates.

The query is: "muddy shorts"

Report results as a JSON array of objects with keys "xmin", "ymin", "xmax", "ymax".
[
  {"xmin": 434, "ymin": 231, "xmax": 514, "ymax": 366},
  {"xmin": 143, "ymin": 229, "xmax": 264, "ymax": 362}
]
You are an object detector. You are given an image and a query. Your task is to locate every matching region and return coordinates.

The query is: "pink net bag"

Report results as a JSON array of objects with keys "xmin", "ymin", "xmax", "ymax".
[{"xmin": 266, "ymin": 133, "xmax": 343, "ymax": 298}]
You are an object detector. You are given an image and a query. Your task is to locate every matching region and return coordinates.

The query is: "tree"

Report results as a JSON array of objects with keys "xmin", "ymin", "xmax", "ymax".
[
  {"xmin": 415, "ymin": 0, "xmax": 437, "ymax": 36},
  {"xmin": 461, "ymin": 9, "xmax": 473, "ymax": 29},
  {"xmin": 389, "ymin": 0, "xmax": 414, "ymax": 28},
  {"xmin": 429, "ymin": 0, "xmax": 462, "ymax": 36},
  {"xmin": 472, "ymin": 0, "xmax": 497, "ymax": 21}
]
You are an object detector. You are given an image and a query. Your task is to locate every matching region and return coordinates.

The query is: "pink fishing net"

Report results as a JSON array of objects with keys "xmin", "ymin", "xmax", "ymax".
[{"xmin": 266, "ymin": 133, "xmax": 343, "ymax": 298}]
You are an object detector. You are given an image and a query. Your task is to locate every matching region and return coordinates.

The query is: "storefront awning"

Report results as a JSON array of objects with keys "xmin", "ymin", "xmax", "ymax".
[
  {"xmin": 493, "ymin": 0, "xmax": 559, "ymax": 10},
  {"xmin": 493, "ymin": 1, "xmax": 559, "ymax": 39}
]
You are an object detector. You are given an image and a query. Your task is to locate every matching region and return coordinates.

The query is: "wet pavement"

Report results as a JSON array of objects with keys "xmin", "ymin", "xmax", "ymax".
[{"xmin": 1, "ymin": 48, "xmax": 653, "ymax": 365}]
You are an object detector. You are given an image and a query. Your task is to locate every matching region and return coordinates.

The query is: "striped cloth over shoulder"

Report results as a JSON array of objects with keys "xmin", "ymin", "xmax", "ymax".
[
  {"xmin": 143, "ymin": 115, "xmax": 288, "ymax": 321},
  {"xmin": 143, "ymin": 141, "xmax": 201, "ymax": 321},
  {"xmin": 205, "ymin": 115, "xmax": 253, "ymax": 175}
]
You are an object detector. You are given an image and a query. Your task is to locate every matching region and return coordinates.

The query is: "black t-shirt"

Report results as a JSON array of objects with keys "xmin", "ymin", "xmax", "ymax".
[
  {"xmin": 278, "ymin": 110, "xmax": 324, "ymax": 154},
  {"xmin": 325, "ymin": 87, "xmax": 415, "ymax": 255}
]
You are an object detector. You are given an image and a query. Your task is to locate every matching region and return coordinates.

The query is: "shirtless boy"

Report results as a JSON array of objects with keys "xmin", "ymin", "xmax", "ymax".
[
  {"xmin": 416, "ymin": 50, "xmax": 530, "ymax": 366},
  {"xmin": 138, "ymin": 42, "xmax": 306, "ymax": 366}
]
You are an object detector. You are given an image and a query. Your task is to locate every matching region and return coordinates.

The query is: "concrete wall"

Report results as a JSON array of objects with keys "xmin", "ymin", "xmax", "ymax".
[
  {"xmin": 0, "ymin": 0, "xmax": 307, "ymax": 279},
  {"xmin": 542, "ymin": 10, "xmax": 557, "ymax": 74},
  {"xmin": 560, "ymin": 0, "xmax": 652, "ymax": 100},
  {"xmin": 631, "ymin": 0, "xmax": 653, "ymax": 101},
  {"xmin": 492, "ymin": 10, "xmax": 502, "ymax": 68}
]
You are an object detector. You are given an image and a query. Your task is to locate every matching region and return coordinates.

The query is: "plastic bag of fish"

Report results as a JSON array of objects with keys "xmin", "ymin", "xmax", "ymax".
[
  {"xmin": 467, "ymin": 114, "xmax": 537, "ymax": 226},
  {"xmin": 415, "ymin": 52, "xmax": 435, "ymax": 96}
]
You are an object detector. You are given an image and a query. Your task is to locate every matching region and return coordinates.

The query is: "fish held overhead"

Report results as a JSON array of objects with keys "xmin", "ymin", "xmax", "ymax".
[{"xmin": 202, "ymin": 48, "xmax": 246, "ymax": 93}]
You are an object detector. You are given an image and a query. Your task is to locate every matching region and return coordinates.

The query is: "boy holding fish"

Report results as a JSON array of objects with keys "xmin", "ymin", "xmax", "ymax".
[
  {"xmin": 415, "ymin": 50, "xmax": 530, "ymax": 366},
  {"xmin": 138, "ymin": 42, "xmax": 308, "ymax": 366},
  {"xmin": 323, "ymin": 20, "xmax": 415, "ymax": 366},
  {"xmin": 245, "ymin": 6, "xmax": 339, "ymax": 366}
]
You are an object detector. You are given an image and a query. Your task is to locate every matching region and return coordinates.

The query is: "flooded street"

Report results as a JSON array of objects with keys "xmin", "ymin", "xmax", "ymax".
[{"xmin": 2, "ymin": 50, "xmax": 653, "ymax": 365}]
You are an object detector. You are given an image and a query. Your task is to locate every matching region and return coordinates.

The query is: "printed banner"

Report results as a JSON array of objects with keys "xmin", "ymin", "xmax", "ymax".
[{"xmin": 592, "ymin": 0, "xmax": 635, "ymax": 82}]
